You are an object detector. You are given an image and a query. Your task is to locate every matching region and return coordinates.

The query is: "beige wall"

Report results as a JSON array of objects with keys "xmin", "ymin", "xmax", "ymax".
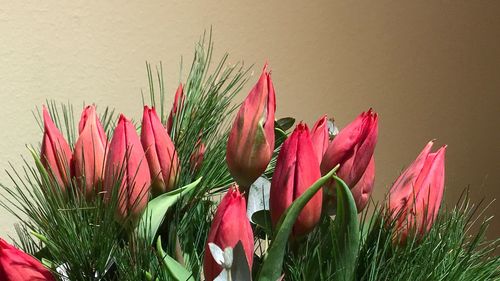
[{"xmin": 0, "ymin": 1, "xmax": 499, "ymax": 239}]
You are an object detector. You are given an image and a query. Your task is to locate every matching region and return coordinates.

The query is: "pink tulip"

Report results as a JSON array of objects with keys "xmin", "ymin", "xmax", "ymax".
[
  {"xmin": 141, "ymin": 106, "xmax": 179, "ymax": 196},
  {"xmin": 73, "ymin": 105, "xmax": 107, "ymax": 198},
  {"xmin": 388, "ymin": 141, "xmax": 446, "ymax": 242},
  {"xmin": 104, "ymin": 114, "xmax": 151, "ymax": 223},
  {"xmin": 190, "ymin": 139, "xmax": 206, "ymax": 172},
  {"xmin": 0, "ymin": 238, "xmax": 55, "ymax": 281},
  {"xmin": 203, "ymin": 186, "xmax": 254, "ymax": 281},
  {"xmin": 270, "ymin": 123, "xmax": 322, "ymax": 236},
  {"xmin": 310, "ymin": 115, "xmax": 329, "ymax": 164},
  {"xmin": 40, "ymin": 106, "xmax": 73, "ymax": 189},
  {"xmin": 320, "ymin": 109, "xmax": 378, "ymax": 212},
  {"xmin": 226, "ymin": 64, "xmax": 276, "ymax": 189},
  {"xmin": 167, "ymin": 83, "xmax": 184, "ymax": 134}
]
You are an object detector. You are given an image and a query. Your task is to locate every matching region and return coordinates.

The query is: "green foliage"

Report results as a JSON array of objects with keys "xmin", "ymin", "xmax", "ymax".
[
  {"xmin": 357, "ymin": 192, "xmax": 500, "ymax": 281},
  {"xmin": 145, "ymin": 31, "xmax": 250, "ymax": 194},
  {"xmin": 282, "ymin": 191, "xmax": 500, "ymax": 281},
  {"xmin": 1, "ymin": 149, "xmax": 125, "ymax": 280},
  {"xmin": 331, "ymin": 175, "xmax": 360, "ymax": 281},
  {"xmin": 143, "ymin": 31, "xmax": 252, "ymax": 278},
  {"xmin": 156, "ymin": 237, "xmax": 195, "ymax": 281},
  {"xmin": 138, "ymin": 178, "xmax": 202, "ymax": 244}
]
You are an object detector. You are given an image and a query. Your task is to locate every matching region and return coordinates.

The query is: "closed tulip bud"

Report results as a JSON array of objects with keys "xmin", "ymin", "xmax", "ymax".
[
  {"xmin": 104, "ymin": 114, "xmax": 151, "ymax": 223},
  {"xmin": 190, "ymin": 139, "xmax": 205, "ymax": 172},
  {"xmin": 40, "ymin": 106, "xmax": 73, "ymax": 189},
  {"xmin": 270, "ymin": 123, "xmax": 322, "ymax": 236},
  {"xmin": 320, "ymin": 109, "xmax": 378, "ymax": 212},
  {"xmin": 203, "ymin": 186, "xmax": 254, "ymax": 281},
  {"xmin": 0, "ymin": 238, "xmax": 55, "ymax": 281},
  {"xmin": 167, "ymin": 83, "xmax": 184, "ymax": 134},
  {"xmin": 388, "ymin": 141, "xmax": 446, "ymax": 243},
  {"xmin": 73, "ymin": 105, "xmax": 107, "ymax": 198},
  {"xmin": 78, "ymin": 105, "xmax": 107, "ymax": 145},
  {"xmin": 310, "ymin": 115, "xmax": 329, "ymax": 164},
  {"xmin": 141, "ymin": 106, "xmax": 179, "ymax": 196},
  {"xmin": 226, "ymin": 64, "xmax": 276, "ymax": 189}
]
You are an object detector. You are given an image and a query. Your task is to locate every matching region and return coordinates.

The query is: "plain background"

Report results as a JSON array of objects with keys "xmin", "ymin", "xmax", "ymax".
[{"xmin": 0, "ymin": 1, "xmax": 499, "ymax": 239}]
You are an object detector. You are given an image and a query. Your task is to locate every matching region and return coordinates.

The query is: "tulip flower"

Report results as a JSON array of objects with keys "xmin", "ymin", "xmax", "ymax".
[
  {"xmin": 310, "ymin": 115, "xmax": 329, "ymax": 164},
  {"xmin": 190, "ymin": 138, "xmax": 206, "ymax": 172},
  {"xmin": 203, "ymin": 186, "xmax": 254, "ymax": 281},
  {"xmin": 73, "ymin": 105, "xmax": 107, "ymax": 198},
  {"xmin": 320, "ymin": 109, "xmax": 378, "ymax": 212},
  {"xmin": 270, "ymin": 123, "xmax": 322, "ymax": 236},
  {"xmin": 40, "ymin": 106, "xmax": 73, "ymax": 189},
  {"xmin": 0, "ymin": 238, "xmax": 55, "ymax": 281},
  {"xmin": 141, "ymin": 106, "xmax": 180, "ymax": 196},
  {"xmin": 104, "ymin": 114, "xmax": 151, "ymax": 223},
  {"xmin": 226, "ymin": 64, "xmax": 276, "ymax": 189},
  {"xmin": 167, "ymin": 83, "xmax": 184, "ymax": 134},
  {"xmin": 388, "ymin": 141, "xmax": 446, "ymax": 242}
]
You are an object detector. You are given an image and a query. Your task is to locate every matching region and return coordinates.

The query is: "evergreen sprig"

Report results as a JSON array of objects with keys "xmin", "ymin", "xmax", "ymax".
[{"xmin": 282, "ymin": 191, "xmax": 500, "ymax": 281}]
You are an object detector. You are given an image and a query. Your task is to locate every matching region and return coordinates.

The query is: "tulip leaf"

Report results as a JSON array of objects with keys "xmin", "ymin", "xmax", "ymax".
[
  {"xmin": 252, "ymin": 210, "xmax": 273, "ymax": 236},
  {"xmin": 257, "ymin": 165, "xmax": 339, "ymax": 281},
  {"xmin": 275, "ymin": 117, "xmax": 295, "ymax": 131},
  {"xmin": 138, "ymin": 177, "xmax": 202, "ymax": 244},
  {"xmin": 332, "ymin": 175, "xmax": 360, "ymax": 281},
  {"xmin": 157, "ymin": 237, "xmax": 195, "ymax": 281}
]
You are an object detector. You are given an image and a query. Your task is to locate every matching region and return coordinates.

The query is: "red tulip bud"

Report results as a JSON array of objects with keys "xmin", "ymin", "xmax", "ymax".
[
  {"xmin": 78, "ymin": 105, "xmax": 107, "ymax": 145},
  {"xmin": 167, "ymin": 83, "xmax": 184, "ymax": 134},
  {"xmin": 73, "ymin": 105, "xmax": 107, "ymax": 198},
  {"xmin": 310, "ymin": 115, "xmax": 329, "ymax": 164},
  {"xmin": 190, "ymin": 139, "xmax": 206, "ymax": 172},
  {"xmin": 0, "ymin": 238, "xmax": 55, "ymax": 281},
  {"xmin": 226, "ymin": 64, "xmax": 276, "ymax": 189},
  {"xmin": 203, "ymin": 186, "xmax": 254, "ymax": 281},
  {"xmin": 270, "ymin": 123, "xmax": 322, "ymax": 237},
  {"xmin": 320, "ymin": 109, "xmax": 378, "ymax": 212},
  {"xmin": 104, "ymin": 114, "xmax": 151, "ymax": 223},
  {"xmin": 388, "ymin": 141, "xmax": 446, "ymax": 243},
  {"xmin": 40, "ymin": 106, "xmax": 73, "ymax": 190},
  {"xmin": 141, "ymin": 106, "xmax": 180, "ymax": 196}
]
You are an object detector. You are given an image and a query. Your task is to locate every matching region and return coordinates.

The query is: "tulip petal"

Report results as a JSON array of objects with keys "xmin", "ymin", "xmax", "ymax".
[
  {"xmin": 351, "ymin": 157, "xmax": 375, "ymax": 212},
  {"xmin": 105, "ymin": 114, "xmax": 151, "ymax": 224},
  {"xmin": 270, "ymin": 123, "xmax": 322, "ymax": 237},
  {"xmin": 41, "ymin": 106, "xmax": 72, "ymax": 189},
  {"xmin": 311, "ymin": 115, "xmax": 329, "ymax": 164},
  {"xmin": 74, "ymin": 105, "xmax": 107, "ymax": 197},
  {"xmin": 0, "ymin": 238, "xmax": 55, "ymax": 281},
  {"xmin": 141, "ymin": 106, "xmax": 179, "ymax": 196}
]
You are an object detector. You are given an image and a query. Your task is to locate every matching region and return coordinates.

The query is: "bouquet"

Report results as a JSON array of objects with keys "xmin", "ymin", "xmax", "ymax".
[{"xmin": 0, "ymin": 35, "xmax": 498, "ymax": 281}]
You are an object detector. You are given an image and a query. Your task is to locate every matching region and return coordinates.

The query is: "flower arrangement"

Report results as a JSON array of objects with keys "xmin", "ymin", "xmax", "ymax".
[{"xmin": 0, "ymin": 36, "xmax": 498, "ymax": 281}]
